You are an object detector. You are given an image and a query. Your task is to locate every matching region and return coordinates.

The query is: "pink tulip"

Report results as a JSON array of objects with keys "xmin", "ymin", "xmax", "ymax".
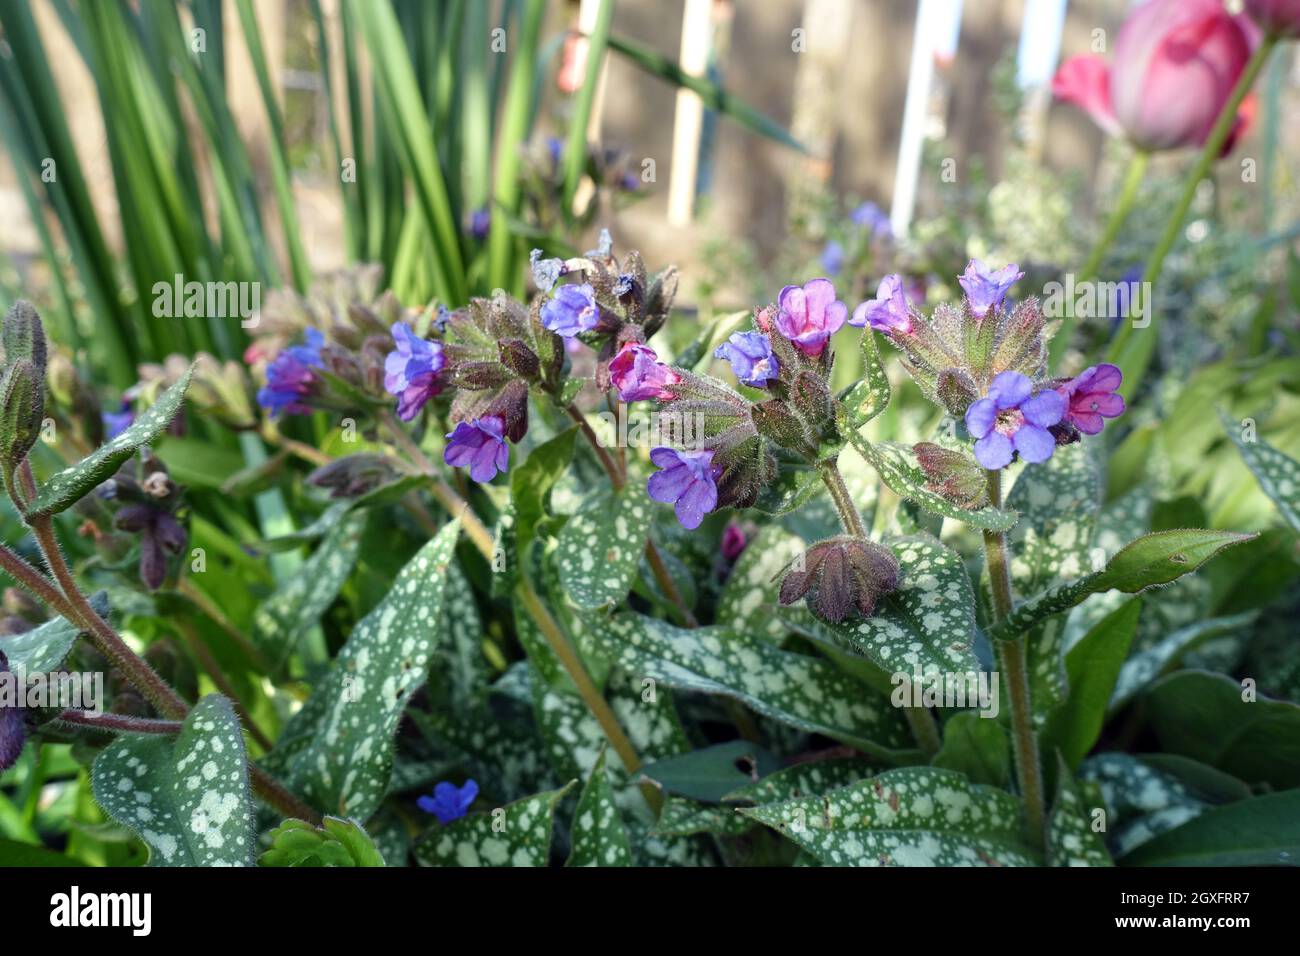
[
  {"xmin": 1245, "ymin": 0, "xmax": 1300, "ymax": 37},
  {"xmin": 1053, "ymin": 0, "xmax": 1258, "ymax": 153}
]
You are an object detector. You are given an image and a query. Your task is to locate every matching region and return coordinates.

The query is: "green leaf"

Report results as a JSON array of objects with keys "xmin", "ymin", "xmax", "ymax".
[
  {"xmin": 414, "ymin": 781, "xmax": 575, "ymax": 867},
  {"xmin": 741, "ymin": 767, "xmax": 1038, "ymax": 866},
  {"xmin": 817, "ymin": 534, "xmax": 980, "ymax": 679},
  {"xmin": 0, "ymin": 838, "xmax": 88, "ymax": 866},
  {"xmin": 990, "ymin": 530, "xmax": 1255, "ymax": 642},
  {"xmin": 843, "ymin": 430, "xmax": 1018, "ymax": 531},
  {"xmin": 722, "ymin": 757, "xmax": 874, "ymax": 804},
  {"xmin": 259, "ymin": 816, "xmax": 386, "ymax": 867},
  {"xmin": 1108, "ymin": 611, "xmax": 1256, "ymax": 714},
  {"xmin": 555, "ymin": 486, "xmax": 652, "ymax": 609},
  {"xmin": 1221, "ymin": 408, "xmax": 1300, "ymax": 532},
  {"xmin": 750, "ymin": 460, "xmax": 825, "ymax": 516},
  {"xmin": 566, "ymin": 747, "xmax": 632, "ymax": 867},
  {"xmin": 714, "ymin": 526, "xmax": 804, "ymax": 643},
  {"xmin": 433, "ymin": 562, "xmax": 491, "ymax": 711},
  {"xmin": 0, "ymin": 592, "xmax": 107, "ymax": 674},
  {"xmin": 653, "ymin": 797, "xmax": 753, "ymax": 838},
  {"xmin": 25, "ymin": 364, "xmax": 193, "ymax": 516},
  {"xmin": 1007, "ymin": 440, "xmax": 1100, "ymax": 594},
  {"xmin": 1080, "ymin": 753, "xmax": 1226, "ymax": 859},
  {"xmin": 511, "ymin": 427, "xmax": 577, "ymax": 553},
  {"xmin": 931, "ymin": 712, "xmax": 1010, "ymax": 787},
  {"xmin": 607, "ymin": 34, "xmax": 806, "ymax": 153},
  {"xmin": 639, "ymin": 740, "xmax": 781, "ymax": 803},
  {"xmin": 1042, "ymin": 598, "xmax": 1141, "ymax": 769},
  {"xmin": 251, "ymin": 512, "xmax": 364, "ymax": 665},
  {"xmin": 90, "ymin": 695, "xmax": 253, "ymax": 867},
  {"xmin": 588, "ymin": 613, "xmax": 914, "ymax": 759},
  {"xmin": 1145, "ymin": 670, "xmax": 1300, "ymax": 790},
  {"xmin": 266, "ymin": 521, "xmax": 461, "ymax": 819},
  {"xmin": 839, "ymin": 330, "xmax": 891, "ymax": 427},
  {"xmin": 1047, "ymin": 761, "xmax": 1112, "ymax": 867},
  {"xmin": 1121, "ymin": 790, "xmax": 1300, "ymax": 867}
]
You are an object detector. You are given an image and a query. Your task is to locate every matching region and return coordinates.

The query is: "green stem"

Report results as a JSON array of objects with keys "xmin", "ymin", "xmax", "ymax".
[
  {"xmin": 1106, "ymin": 34, "xmax": 1279, "ymax": 393},
  {"xmin": 982, "ymin": 469, "xmax": 1044, "ymax": 851},
  {"xmin": 1050, "ymin": 150, "xmax": 1149, "ymax": 366}
]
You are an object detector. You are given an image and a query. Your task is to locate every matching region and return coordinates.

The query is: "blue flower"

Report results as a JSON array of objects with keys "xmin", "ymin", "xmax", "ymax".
[
  {"xmin": 256, "ymin": 328, "xmax": 324, "ymax": 416},
  {"xmin": 648, "ymin": 447, "xmax": 718, "ymax": 530},
  {"xmin": 418, "ymin": 779, "xmax": 479, "ymax": 825},
  {"xmin": 964, "ymin": 371, "xmax": 1065, "ymax": 470},
  {"xmin": 444, "ymin": 416, "xmax": 509, "ymax": 482},
  {"xmin": 820, "ymin": 240, "xmax": 844, "ymax": 276},
  {"xmin": 714, "ymin": 331, "xmax": 779, "ymax": 388},
  {"xmin": 384, "ymin": 321, "xmax": 446, "ymax": 421},
  {"xmin": 540, "ymin": 283, "xmax": 600, "ymax": 338},
  {"xmin": 851, "ymin": 201, "xmax": 892, "ymax": 237},
  {"xmin": 103, "ymin": 399, "xmax": 135, "ymax": 439},
  {"xmin": 957, "ymin": 259, "xmax": 1024, "ymax": 317},
  {"xmin": 850, "ymin": 274, "xmax": 912, "ymax": 334}
]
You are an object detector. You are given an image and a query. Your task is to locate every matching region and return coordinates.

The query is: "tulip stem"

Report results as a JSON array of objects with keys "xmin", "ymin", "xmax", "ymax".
[
  {"xmin": 1050, "ymin": 150, "xmax": 1149, "ymax": 367},
  {"xmin": 982, "ymin": 469, "xmax": 1045, "ymax": 852},
  {"xmin": 1106, "ymin": 33, "xmax": 1280, "ymax": 394}
]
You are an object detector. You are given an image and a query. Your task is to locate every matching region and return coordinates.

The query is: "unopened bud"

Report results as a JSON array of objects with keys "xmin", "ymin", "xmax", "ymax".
[{"xmin": 0, "ymin": 359, "xmax": 45, "ymax": 467}]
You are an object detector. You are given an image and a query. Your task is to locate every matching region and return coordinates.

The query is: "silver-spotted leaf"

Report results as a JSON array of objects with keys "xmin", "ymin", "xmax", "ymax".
[
  {"xmin": 556, "ymin": 486, "xmax": 652, "ymax": 608},
  {"xmin": 414, "ymin": 781, "xmax": 575, "ymax": 867},
  {"xmin": 566, "ymin": 747, "xmax": 632, "ymax": 866}
]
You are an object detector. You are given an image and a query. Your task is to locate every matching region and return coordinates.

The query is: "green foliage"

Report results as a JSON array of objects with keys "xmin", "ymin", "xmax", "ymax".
[{"xmin": 260, "ymin": 816, "xmax": 386, "ymax": 867}]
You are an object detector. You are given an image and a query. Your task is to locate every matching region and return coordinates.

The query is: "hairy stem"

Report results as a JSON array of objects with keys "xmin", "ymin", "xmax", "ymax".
[
  {"xmin": 983, "ymin": 469, "xmax": 1044, "ymax": 851},
  {"xmin": 820, "ymin": 459, "xmax": 868, "ymax": 538},
  {"xmin": 54, "ymin": 711, "xmax": 183, "ymax": 735}
]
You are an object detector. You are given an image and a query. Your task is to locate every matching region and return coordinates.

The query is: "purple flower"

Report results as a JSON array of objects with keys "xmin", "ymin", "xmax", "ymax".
[
  {"xmin": 384, "ymin": 321, "xmax": 446, "ymax": 421},
  {"xmin": 609, "ymin": 343, "xmax": 679, "ymax": 402},
  {"xmin": 468, "ymin": 208, "xmax": 491, "ymax": 240},
  {"xmin": 1057, "ymin": 363, "xmax": 1125, "ymax": 435},
  {"xmin": 648, "ymin": 447, "xmax": 718, "ymax": 530},
  {"xmin": 721, "ymin": 523, "xmax": 747, "ymax": 561},
  {"xmin": 0, "ymin": 652, "xmax": 26, "ymax": 771},
  {"xmin": 958, "ymin": 260, "xmax": 1024, "ymax": 317},
  {"xmin": 103, "ymin": 399, "xmax": 135, "ymax": 439},
  {"xmin": 820, "ymin": 240, "xmax": 845, "ymax": 276},
  {"xmin": 714, "ymin": 331, "xmax": 779, "ymax": 388},
  {"xmin": 444, "ymin": 416, "xmax": 509, "ymax": 482},
  {"xmin": 850, "ymin": 274, "xmax": 911, "ymax": 334},
  {"xmin": 851, "ymin": 201, "xmax": 892, "ymax": 238},
  {"xmin": 541, "ymin": 283, "xmax": 600, "ymax": 338},
  {"xmin": 964, "ymin": 371, "xmax": 1066, "ymax": 470},
  {"xmin": 775, "ymin": 278, "xmax": 848, "ymax": 357},
  {"xmin": 418, "ymin": 779, "xmax": 479, "ymax": 825},
  {"xmin": 257, "ymin": 328, "xmax": 324, "ymax": 416}
]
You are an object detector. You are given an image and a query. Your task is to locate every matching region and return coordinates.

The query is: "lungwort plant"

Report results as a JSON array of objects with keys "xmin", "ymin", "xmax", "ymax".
[{"xmin": 5, "ymin": 211, "xmax": 1290, "ymax": 866}]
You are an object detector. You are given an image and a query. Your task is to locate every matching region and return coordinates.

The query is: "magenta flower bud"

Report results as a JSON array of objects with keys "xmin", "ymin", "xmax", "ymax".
[
  {"xmin": 647, "ymin": 447, "xmax": 718, "ymax": 530},
  {"xmin": 958, "ymin": 260, "xmax": 1023, "ymax": 318},
  {"xmin": 1052, "ymin": 0, "xmax": 1258, "ymax": 153},
  {"xmin": 444, "ymin": 416, "xmax": 510, "ymax": 482},
  {"xmin": 384, "ymin": 321, "xmax": 446, "ymax": 421},
  {"xmin": 721, "ymin": 523, "xmax": 748, "ymax": 561},
  {"xmin": 609, "ymin": 343, "xmax": 680, "ymax": 402},
  {"xmin": 540, "ymin": 283, "xmax": 600, "ymax": 338},
  {"xmin": 1246, "ymin": 0, "xmax": 1300, "ymax": 36},
  {"xmin": 850, "ymin": 274, "xmax": 911, "ymax": 334},
  {"xmin": 964, "ymin": 371, "xmax": 1066, "ymax": 470},
  {"xmin": 775, "ymin": 278, "xmax": 848, "ymax": 357},
  {"xmin": 714, "ymin": 331, "xmax": 779, "ymax": 387},
  {"xmin": 1057, "ymin": 363, "xmax": 1125, "ymax": 436}
]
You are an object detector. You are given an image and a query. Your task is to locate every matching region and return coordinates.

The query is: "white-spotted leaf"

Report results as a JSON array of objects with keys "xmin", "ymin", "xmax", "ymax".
[
  {"xmin": 414, "ymin": 781, "xmax": 575, "ymax": 867},
  {"xmin": 567, "ymin": 747, "xmax": 632, "ymax": 866},
  {"xmin": 556, "ymin": 486, "xmax": 652, "ymax": 608}
]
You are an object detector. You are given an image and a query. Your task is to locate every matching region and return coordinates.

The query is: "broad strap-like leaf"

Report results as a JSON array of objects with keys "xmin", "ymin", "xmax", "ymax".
[
  {"xmin": 91, "ymin": 695, "xmax": 253, "ymax": 867},
  {"xmin": 25, "ymin": 364, "xmax": 193, "ymax": 517},
  {"xmin": 1120, "ymin": 789, "xmax": 1300, "ymax": 866},
  {"xmin": 587, "ymin": 613, "xmax": 914, "ymax": 760},
  {"xmin": 511, "ymin": 426, "xmax": 578, "ymax": 553},
  {"xmin": 432, "ymin": 562, "xmax": 492, "ymax": 710},
  {"xmin": 1, "ymin": 592, "xmax": 107, "ymax": 674},
  {"xmin": 1006, "ymin": 440, "xmax": 1100, "ymax": 593},
  {"xmin": 251, "ymin": 511, "xmax": 364, "ymax": 665},
  {"xmin": 817, "ymin": 534, "xmax": 980, "ymax": 679},
  {"xmin": 267, "ymin": 521, "xmax": 460, "ymax": 819},
  {"xmin": 989, "ymin": 529, "xmax": 1255, "ymax": 642},
  {"xmin": 842, "ymin": 427, "xmax": 1018, "ymax": 531},
  {"xmin": 638, "ymin": 740, "xmax": 781, "ymax": 803},
  {"xmin": 715, "ymin": 526, "xmax": 804, "ymax": 644},
  {"xmin": 722, "ymin": 757, "xmax": 874, "ymax": 805},
  {"xmin": 1108, "ymin": 611, "xmax": 1255, "ymax": 714},
  {"xmin": 1221, "ymin": 408, "xmax": 1300, "ymax": 533},
  {"xmin": 566, "ymin": 747, "xmax": 632, "ymax": 867},
  {"xmin": 740, "ymin": 767, "xmax": 1038, "ymax": 867},
  {"xmin": 259, "ymin": 816, "xmax": 387, "ymax": 867},
  {"xmin": 931, "ymin": 712, "xmax": 1010, "ymax": 788},
  {"xmin": 1047, "ymin": 761, "xmax": 1112, "ymax": 867},
  {"xmin": 556, "ymin": 485, "xmax": 652, "ymax": 609},
  {"xmin": 414, "ymin": 781, "xmax": 575, "ymax": 867},
  {"xmin": 653, "ymin": 797, "xmax": 753, "ymax": 838}
]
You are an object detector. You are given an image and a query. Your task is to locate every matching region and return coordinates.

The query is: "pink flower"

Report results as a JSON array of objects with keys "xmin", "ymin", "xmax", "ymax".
[
  {"xmin": 1052, "ymin": 0, "xmax": 1258, "ymax": 154},
  {"xmin": 1246, "ymin": 0, "xmax": 1300, "ymax": 37},
  {"xmin": 609, "ymin": 343, "xmax": 679, "ymax": 402},
  {"xmin": 1057, "ymin": 363, "xmax": 1125, "ymax": 436},
  {"xmin": 775, "ymin": 278, "xmax": 848, "ymax": 357}
]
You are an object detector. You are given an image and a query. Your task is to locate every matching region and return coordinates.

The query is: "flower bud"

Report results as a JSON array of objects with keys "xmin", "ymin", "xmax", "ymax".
[
  {"xmin": 750, "ymin": 400, "xmax": 814, "ymax": 457},
  {"xmin": 936, "ymin": 369, "xmax": 980, "ymax": 419},
  {"xmin": 485, "ymin": 379, "xmax": 530, "ymax": 443},
  {"xmin": 913, "ymin": 442, "xmax": 989, "ymax": 510},
  {"xmin": 0, "ymin": 359, "xmax": 46, "ymax": 468},
  {"xmin": 778, "ymin": 536, "xmax": 900, "ymax": 622},
  {"xmin": 498, "ymin": 338, "xmax": 541, "ymax": 381},
  {"xmin": 309, "ymin": 453, "xmax": 402, "ymax": 499},
  {"xmin": 2, "ymin": 300, "xmax": 47, "ymax": 375}
]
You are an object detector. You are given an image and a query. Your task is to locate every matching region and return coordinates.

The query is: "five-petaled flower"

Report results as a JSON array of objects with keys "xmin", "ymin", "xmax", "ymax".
[
  {"xmin": 444, "ymin": 416, "xmax": 509, "ymax": 482},
  {"xmin": 541, "ymin": 283, "xmax": 600, "ymax": 338},
  {"xmin": 647, "ymin": 447, "xmax": 718, "ymax": 530},
  {"xmin": 964, "ymin": 371, "xmax": 1066, "ymax": 470},
  {"xmin": 384, "ymin": 321, "xmax": 446, "ymax": 421},
  {"xmin": 1058, "ymin": 363, "xmax": 1125, "ymax": 435},
  {"xmin": 958, "ymin": 260, "xmax": 1024, "ymax": 317},
  {"xmin": 418, "ymin": 779, "xmax": 479, "ymax": 825},
  {"xmin": 609, "ymin": 343, "xmax": 679, "ymax": 402},
  {"xmin": 775, "ymin": 278, "xmax": 848, "ymax": 357},
  {"xmin": 714, "ymin": 331, "xmax": 779, "ymax": 388},
  {"xmin": 851, "ymin": 274, "xmax": 911, "ymax": 334},
  {"xmin": 256, "ymin": 328, "xmax": 324, "ymax": 416}
]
